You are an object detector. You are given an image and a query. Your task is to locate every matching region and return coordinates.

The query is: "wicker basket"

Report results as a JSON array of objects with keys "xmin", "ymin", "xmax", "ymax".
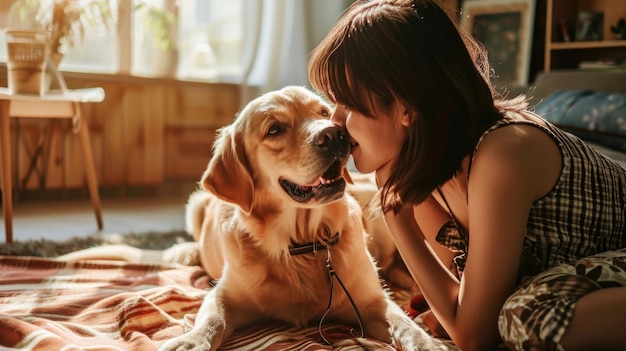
[{"xmin": 5, "ymin": 29, "xmax": 51, "ymax": 95}]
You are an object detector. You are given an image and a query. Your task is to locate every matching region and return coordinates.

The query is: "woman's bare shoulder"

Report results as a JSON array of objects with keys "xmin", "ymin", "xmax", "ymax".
[{"xmin": 472, "ymin": 111, "xmax": 562, "ymax": 202}]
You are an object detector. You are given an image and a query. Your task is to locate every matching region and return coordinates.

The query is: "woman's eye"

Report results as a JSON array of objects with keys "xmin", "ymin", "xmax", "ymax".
[
  {"xmin": 321, "ymin": 108, "xmax": 329, "ymax": 117},
  {"xmin": 267, "ymin": 124, "xmax": 284, "ymax": 137}
]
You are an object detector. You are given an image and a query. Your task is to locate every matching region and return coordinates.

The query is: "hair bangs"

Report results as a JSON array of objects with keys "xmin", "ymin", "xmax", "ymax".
[
  {"xmin": 308, "ymin": 19, "xmax": 352, "ymax": 107},
  {"xmin": 309, "ymin": 2, "xmax": 398, "ymax": 118}
]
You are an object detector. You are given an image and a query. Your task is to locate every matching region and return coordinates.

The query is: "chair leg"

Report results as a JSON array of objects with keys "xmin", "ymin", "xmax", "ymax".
[
  {"xmin": 75, "ymin": 104, "xmax": 103, "ymax": 230},
  {"xmin": 1, "ymin": 101, "xmax": 14, "ymax": 243},
  {"xmin": 20, "ymin": 121, "xmax": 54, "ymax": 189}
]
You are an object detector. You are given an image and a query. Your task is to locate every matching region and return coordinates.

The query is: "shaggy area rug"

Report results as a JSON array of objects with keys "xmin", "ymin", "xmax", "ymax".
[{"xmin": 0, "ymin": 230, "xmax": 193, "ymax": 257}]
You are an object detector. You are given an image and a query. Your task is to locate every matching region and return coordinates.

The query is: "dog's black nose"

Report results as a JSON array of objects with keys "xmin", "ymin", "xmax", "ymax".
[{"xmin": 314, "ymin": 125, "xmax": 349, "ymax": 155}]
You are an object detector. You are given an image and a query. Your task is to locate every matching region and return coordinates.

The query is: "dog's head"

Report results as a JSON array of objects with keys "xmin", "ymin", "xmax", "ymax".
[{"xmin": 201, "ymin": 86, "xmax": 353, "ymax": 214}]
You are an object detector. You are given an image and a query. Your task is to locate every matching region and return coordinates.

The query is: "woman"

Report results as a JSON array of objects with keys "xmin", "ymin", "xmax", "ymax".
[{"xmin": 308, "ymin": 0, "xmax": 626, "ymax": 350}]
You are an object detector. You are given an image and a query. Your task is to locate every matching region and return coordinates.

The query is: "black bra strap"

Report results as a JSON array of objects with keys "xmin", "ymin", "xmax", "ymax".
[{"xmin": 436, "ymin": 187, "xmax": 453, "ymax": 218}]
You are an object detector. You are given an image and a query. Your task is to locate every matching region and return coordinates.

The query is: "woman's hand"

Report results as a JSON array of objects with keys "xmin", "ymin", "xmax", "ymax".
[{"xmin": 420, "ymin": 310, "xmax": 450, "ymax": 339}]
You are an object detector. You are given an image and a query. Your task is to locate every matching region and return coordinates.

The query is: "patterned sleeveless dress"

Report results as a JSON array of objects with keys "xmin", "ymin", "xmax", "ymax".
[{"xmin": 435, "ymin": 115, "xmax": 626, "ymax": 351}]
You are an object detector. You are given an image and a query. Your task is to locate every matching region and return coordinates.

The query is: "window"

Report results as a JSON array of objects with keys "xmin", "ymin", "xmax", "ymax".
[
  {"xmin": 1, "ymin": 0, "xmax": 118, "ymax": 73},
  {"xmin": 62, "ymin": 0, "xmax": 119, "ymax": 73},
  {"xmin": 1, "ymin": 0, "xmax": 244, "ymax": 81},
  {"xmin": 175, "ymin": 0, "xmax": 244, "ymax": 81}
]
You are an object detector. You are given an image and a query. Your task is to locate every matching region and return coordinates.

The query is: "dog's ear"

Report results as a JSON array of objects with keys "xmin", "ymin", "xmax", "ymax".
[
  {"xmin": 343, "ymin": 167, "xmax": 354, "ymax": 185},
  {"xmin": 202, "ymin": 126, "xmax": 254, "ymax": 213}
]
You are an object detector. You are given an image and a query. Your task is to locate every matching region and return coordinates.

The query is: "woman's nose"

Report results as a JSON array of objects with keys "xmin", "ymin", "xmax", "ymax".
[{"xmin": 330, "ymin": 106, "xmax": 347, "ymax": 126}]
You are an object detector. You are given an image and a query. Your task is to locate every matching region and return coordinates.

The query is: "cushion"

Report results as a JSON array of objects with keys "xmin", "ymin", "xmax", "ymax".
[
  {"xmin": 534, "ymin": 90, "xmax": 626, "ymax": 152},
  {"xmin": 534, "ymin": 89, "xmax": 592, "ymax": 123}
]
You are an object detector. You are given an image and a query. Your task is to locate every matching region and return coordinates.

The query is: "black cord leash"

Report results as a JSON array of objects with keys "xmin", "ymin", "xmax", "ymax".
[{"xmin": 317, "ymin": 248, "xmax": 365, "ymax": 345}]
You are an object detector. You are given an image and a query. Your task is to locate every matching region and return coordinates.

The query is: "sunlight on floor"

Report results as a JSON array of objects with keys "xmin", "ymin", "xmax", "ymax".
[{"xmin": 1, "ymin": 197, "xmax": 187, "ymax": 242}]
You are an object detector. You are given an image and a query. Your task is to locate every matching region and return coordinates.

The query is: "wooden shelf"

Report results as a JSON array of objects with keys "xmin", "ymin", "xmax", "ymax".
[
  {"xmin": 550, "ymin": 40, "xmax": 626, "ymax": 50},
  {"xmin": 544, "ymin": 0, "xmax": 626, "ymax": 72}
]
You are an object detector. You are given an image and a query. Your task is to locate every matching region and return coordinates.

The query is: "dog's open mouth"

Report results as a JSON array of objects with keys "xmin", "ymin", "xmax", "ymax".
[{"xmin": 280, "ymin": 160, "xmax": 346, "ymax": 203}]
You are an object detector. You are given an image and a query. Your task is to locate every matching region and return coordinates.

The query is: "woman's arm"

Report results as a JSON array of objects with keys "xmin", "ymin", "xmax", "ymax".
[
  {"xmin": 383, "ymin": 123, "xmax": 561, "ymax": 351},
  {"xmin": 413, "ymin": 195, "xmax": 456, "ymax": 273},
  {"xmin": 383, "ymin": 206, "xmax": 465, "ymax": 337}
]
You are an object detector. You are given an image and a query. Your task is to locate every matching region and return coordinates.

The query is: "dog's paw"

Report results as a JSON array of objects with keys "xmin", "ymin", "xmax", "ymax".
[
  {"xmin": 396, "ymin": 330, "xmax": 460, "ymax": 351},
  {"xmin": 353, "ymin": 337, "xmax": 392, "ymax": 350},
  {"xmin": 159, "ymin": 336, "xmax": 211, "ymax": 351},
  {"xmin": 386, "ymin": 305, "xmax": 460, "ymax": 351}
]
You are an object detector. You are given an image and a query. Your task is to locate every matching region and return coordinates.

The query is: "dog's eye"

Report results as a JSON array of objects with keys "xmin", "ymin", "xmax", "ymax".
[
  {"xmin": 267, "ymin": 124, "xmax": 284, "ymax": 137},
  {"xmin": 321, "ymin": 109, "xmax": 330, "ymax": 117}
]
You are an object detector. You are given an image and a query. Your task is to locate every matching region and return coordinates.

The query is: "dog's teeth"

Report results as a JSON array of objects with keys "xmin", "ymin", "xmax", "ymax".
[
  {"xmin": 319, "ymin": 176, "xmax": 337, "ymax": 184},
  {"xmin": 300, "ymin": 175, "xmax": 340, "ymax": 188}
]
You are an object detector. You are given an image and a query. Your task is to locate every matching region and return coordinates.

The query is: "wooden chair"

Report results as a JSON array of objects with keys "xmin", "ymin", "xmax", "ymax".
[{"xmin": 0, "ymin": 87, "xmax": 105, "ymax": 243}]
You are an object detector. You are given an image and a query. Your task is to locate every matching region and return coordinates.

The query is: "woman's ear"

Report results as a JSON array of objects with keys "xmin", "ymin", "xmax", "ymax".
[{"xmin": 401, "ymin": 107, "xmax": 414, "ymax": 127}]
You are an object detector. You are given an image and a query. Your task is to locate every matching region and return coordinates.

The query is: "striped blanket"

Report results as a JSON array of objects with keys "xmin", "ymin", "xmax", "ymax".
[{"xmin": 0, "ymin": 255, "xmax": 429, "ymax": 350}]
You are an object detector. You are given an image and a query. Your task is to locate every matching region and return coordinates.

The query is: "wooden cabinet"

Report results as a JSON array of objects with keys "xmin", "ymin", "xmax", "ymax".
[
  {"xmin": 544, "ymin": 0, "xmax": 626, "ymax": 71},
  {"xmin": 162, "ymin": 84, "xmax": 240, "ymax": 180},
  {"xmin": 0, "ymin": 68, "xmax": 241, "ymax": 192}
]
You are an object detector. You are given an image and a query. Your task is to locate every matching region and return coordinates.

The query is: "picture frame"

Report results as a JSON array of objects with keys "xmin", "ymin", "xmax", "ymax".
[
  {"xmin": 575, "ymin": 11, "xmax": 604, "ymax": 41},
  {"xmin": 461, "ymin": 0, "xmax": 536, "ymax": 87}
]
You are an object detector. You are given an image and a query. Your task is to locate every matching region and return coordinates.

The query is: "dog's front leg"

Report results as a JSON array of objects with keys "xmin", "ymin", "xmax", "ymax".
[
  {"xmin": 384, "ymin": 299, "xmax": 459, "ymax": 351},
  {"xmin": 160, "ymin": 289, "xmax": 233, "ymax": 351}
]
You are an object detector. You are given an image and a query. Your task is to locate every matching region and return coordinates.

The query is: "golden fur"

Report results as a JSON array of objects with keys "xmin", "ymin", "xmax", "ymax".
[
  {"xmin": 61, "ymin": 86, "xmax": 455, "ymax": 350},
  {"xmin": 347, "ymin": 172, "xmax": 415, "ymax": 291},
  {"xmin": 160, "ymin": 86, "xmax": 455, "ymax": 350}
]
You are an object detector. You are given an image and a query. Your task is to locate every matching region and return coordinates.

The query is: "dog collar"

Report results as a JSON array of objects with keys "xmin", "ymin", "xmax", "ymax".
[{"xmin": 289, "ymin": 233, "xmax": 340, "ymax": 256}]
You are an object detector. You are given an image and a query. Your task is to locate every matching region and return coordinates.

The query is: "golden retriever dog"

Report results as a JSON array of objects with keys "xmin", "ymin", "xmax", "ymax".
[
  {"xmin": 156, "ymin": 86, "xmax": 456, "ymax": 351},
  {"xmin": 347, "ymin": 172, "xmax": 415, "ymax": 291},
  {"xmin": 59, "ymin": 86, "xmax": 453, "ymax": 350}
]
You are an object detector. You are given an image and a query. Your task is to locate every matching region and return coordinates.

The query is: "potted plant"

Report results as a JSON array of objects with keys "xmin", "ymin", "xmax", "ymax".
[
  {"xmin": 133, "ymin": 1, "xmax": 178, "ymax": 76},
  {"xmin": 9, "ymin": 0, "xmax": 177, "ymax": 76},
  {"xmin": 611, "ymin": 18, "xmax": 626, "ymax": 40},
  {"xmin": 135, "ymin": 1, "xmax": 176, "ymax": 51},
  {"xmin": 9, "ymin": 0, "xmax": 114, "ymax": 69}
]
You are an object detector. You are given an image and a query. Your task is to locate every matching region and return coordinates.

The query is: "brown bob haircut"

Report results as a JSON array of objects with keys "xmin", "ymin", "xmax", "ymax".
[{"xmin": 308, "ymin": 0, "xmax": 527, "ymax": 213}]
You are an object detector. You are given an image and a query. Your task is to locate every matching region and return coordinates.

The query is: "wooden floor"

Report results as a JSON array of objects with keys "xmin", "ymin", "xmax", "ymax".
[{"xmin": 1, "ymin": 181, "xmax": 197, "ymax": 243}]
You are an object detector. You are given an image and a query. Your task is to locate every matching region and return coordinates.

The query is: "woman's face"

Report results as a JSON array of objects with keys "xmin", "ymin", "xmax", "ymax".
[{"xmin": 331, "ymin": 98, "xmax": 410, "ymax": 175}]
